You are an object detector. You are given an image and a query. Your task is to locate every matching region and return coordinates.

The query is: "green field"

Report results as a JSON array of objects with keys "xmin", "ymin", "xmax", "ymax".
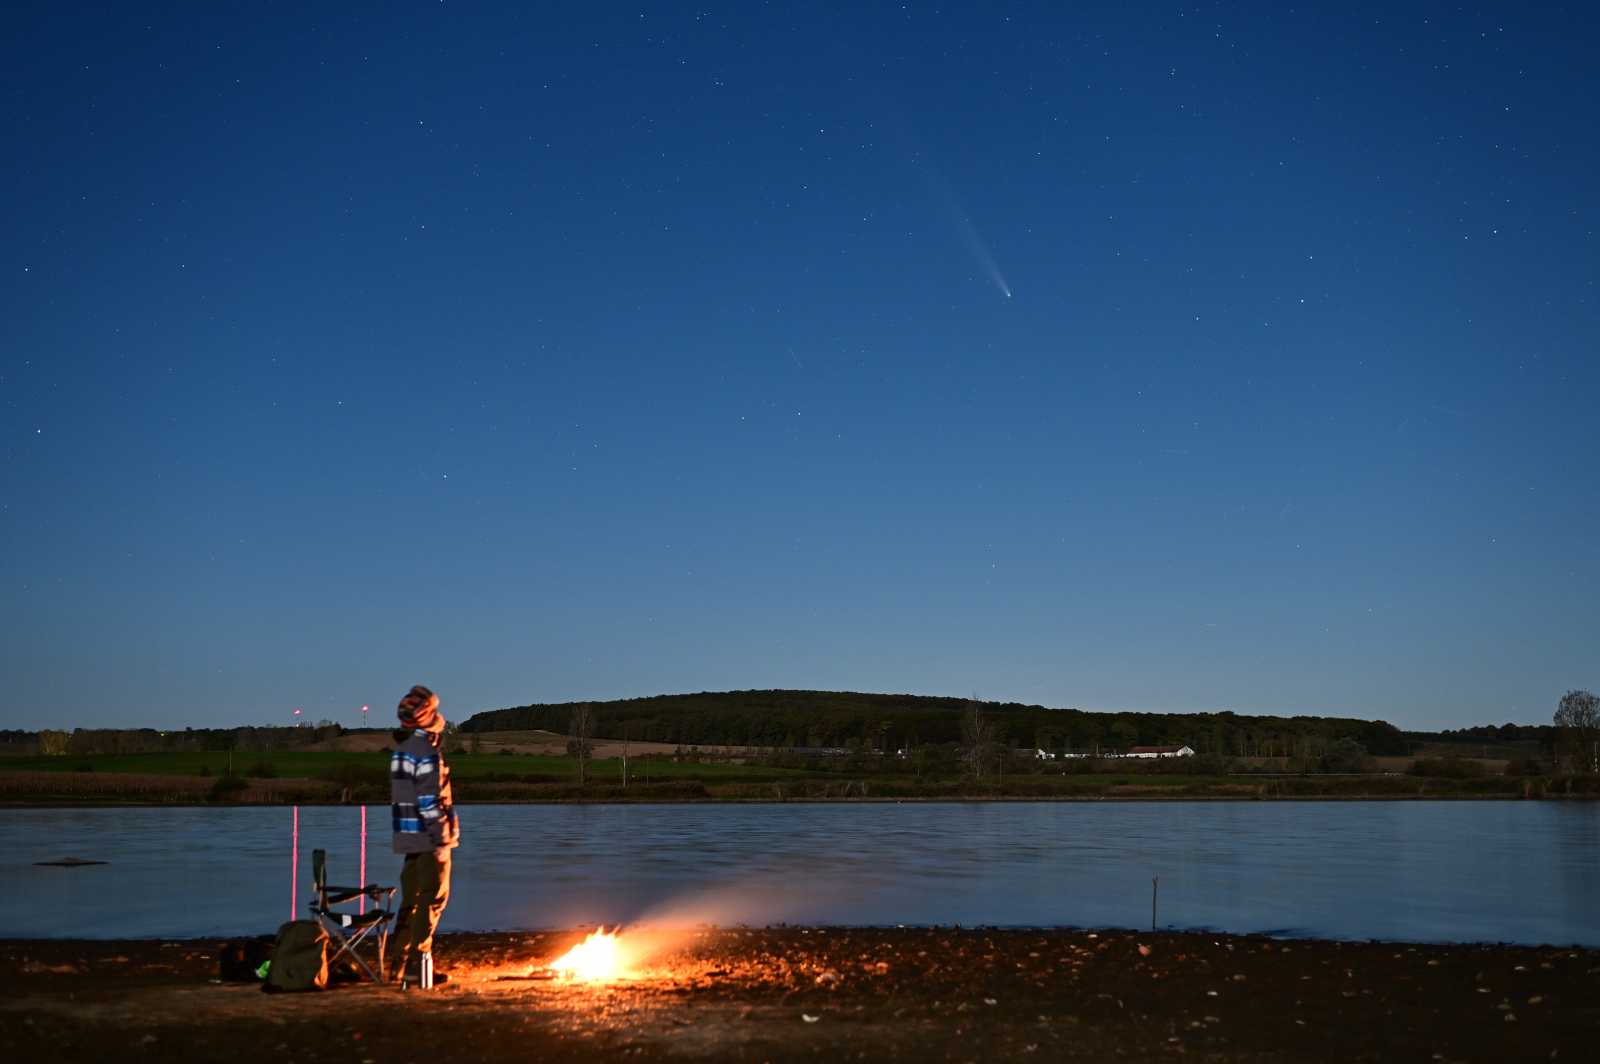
[
  {"xmin": 3, "ymin": 748, "xmax": 1591, "ymax": 804},
  {"xmin": 0, "ymin": 749, "xmax": 808, "ymax": 784},
  {"xmin": 0, "ymin": 750, "xmax": 1244, "ymax": 792}
]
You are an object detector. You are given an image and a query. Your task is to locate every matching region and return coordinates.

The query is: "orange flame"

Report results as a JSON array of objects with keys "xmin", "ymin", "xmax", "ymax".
[{"xmin": 547, "ymin": 928, "xmax": 631, "ymax": 981}]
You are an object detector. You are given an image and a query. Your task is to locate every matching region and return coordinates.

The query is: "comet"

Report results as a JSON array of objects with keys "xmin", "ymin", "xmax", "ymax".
[
  {"xmin": 925, "ymin": 168, "xmax": 1013, "ymax": 300},
  {"xmin": 947, "ymin": 200, "xmax": 1012, "ymax": 299}
]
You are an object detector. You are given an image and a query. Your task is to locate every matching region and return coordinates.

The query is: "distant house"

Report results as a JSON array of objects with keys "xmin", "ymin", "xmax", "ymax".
[
  {"xmin": 1034, "ymin": 748, "xmax": 1056, "ymax": 761},
  {"xmin": 1125, "ymin": 745, "xmax": 1195, "ymax": 759}
]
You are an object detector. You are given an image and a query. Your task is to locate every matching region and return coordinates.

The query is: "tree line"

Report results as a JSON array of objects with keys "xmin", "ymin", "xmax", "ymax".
[
  {"xmin": 1554, "ymin": 690, "xmax": 1599, "ymax": 774},
  {"xmin": 4, "ymin": 724, "xmax": 353, "ymax": 757},
  {"xmin": 461, "ymin": 689, "xmax": 1411, "ymax": 757},
  {"xmin": 1425, "ymin": 722, "xmax": 1561, "ymax": 745}
]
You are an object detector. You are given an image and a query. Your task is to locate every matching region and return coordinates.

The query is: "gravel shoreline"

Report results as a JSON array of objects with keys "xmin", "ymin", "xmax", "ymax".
[{"xmin": 6, "ymin": 928, "xmax": 1596, "ymax": 1062}]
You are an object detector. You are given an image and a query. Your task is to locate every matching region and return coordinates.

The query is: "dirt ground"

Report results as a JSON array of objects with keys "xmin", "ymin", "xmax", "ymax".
[{"xmin": 5, "ymin": 929, "xmax": 1596, "ymax": 1062}]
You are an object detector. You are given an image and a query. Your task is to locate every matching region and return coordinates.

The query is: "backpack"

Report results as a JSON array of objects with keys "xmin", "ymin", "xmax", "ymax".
[
  {"xmin": 218, "ymin": 935, "xmax": 275, "ymax": 982},
  {"xmin": 262, "ymin": 920, "xmax": 329, "ymax": 993}
]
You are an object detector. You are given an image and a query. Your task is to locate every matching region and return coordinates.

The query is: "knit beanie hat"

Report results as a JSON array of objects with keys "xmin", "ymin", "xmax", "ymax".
[{"xmin": 397, "ymin": 685, "xmax": 444, "ymax": 733}]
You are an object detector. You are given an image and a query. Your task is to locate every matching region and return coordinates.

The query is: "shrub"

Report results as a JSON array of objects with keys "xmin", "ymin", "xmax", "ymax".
[
  {"xmin": 313, "ymin": 762, "xmax": 386, "ymax": 789},
  {"xmin": 1143, "ymin": 752, "xmax": 1235, "ymax": 775},
  {"xmin": 453, "ymin": 779, "xmax": 707, "ymax": 802},
  {"xmin": 1061, "ymin": 757, "xmax": 1118, "ymax": 775},
  {"xmin": 208, "ymin": 774, "xmax": 248, "ymax": 801},
  {"xmin": 1320, "ymin": 739, "xmax": 1373, "ymax": 774},
  {"xmin": 1408, "ymin": 756, "xmax": 1486, "ymax": 779}
]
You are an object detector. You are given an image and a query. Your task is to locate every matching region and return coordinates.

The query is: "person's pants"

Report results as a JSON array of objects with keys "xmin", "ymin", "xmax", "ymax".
[{"xmin": 392, "ymin": 850, "xmax": 451, "ymax": 975}]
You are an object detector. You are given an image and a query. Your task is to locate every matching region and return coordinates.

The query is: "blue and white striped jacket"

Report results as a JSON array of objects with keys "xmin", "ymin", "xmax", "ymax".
[{"xmin": 390, "ymin": 729, "xmax": 460, "ymax": 854}]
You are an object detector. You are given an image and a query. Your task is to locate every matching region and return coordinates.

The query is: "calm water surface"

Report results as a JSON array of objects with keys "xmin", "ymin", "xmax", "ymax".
[{"xmin": 6, "ymin": 802, "xmax": 1598, "ymax": 944}]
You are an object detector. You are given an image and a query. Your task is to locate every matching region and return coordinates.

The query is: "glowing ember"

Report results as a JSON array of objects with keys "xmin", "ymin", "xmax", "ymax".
[{"xmin": 547, "ymin": 928, "xmax": 631, "ymax": 981}]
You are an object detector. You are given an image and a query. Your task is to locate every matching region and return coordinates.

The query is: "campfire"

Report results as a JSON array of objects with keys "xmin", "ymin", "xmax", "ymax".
[{"xmin": 547, "ymin": 927, "xmax": 634, "ymax": 982}]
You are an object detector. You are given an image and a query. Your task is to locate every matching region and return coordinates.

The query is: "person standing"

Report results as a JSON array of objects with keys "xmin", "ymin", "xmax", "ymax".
[{"xmin": 389, "ymin": 684, "xmax": 460, "ymax": 985}]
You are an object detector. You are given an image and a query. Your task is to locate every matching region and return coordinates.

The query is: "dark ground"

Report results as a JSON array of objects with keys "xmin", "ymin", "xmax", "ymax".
[{"xmin": 4, "ymin": 928, "xmax": 1596, "ymax": 1062}]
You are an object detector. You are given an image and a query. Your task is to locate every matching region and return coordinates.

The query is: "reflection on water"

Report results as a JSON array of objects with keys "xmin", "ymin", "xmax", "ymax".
[
  {"xmin": 6, "ymin": 801, "xmax": 1599, "ymax": 944},
  {"xmin": 286, "ymin": 805, "xmax": 366, "ymax": 918}
]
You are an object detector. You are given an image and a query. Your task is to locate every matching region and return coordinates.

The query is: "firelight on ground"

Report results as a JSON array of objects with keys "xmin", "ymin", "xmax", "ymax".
[{"xmin": 547, "ymin": 928, "xmax": 631, "ymax": 982}]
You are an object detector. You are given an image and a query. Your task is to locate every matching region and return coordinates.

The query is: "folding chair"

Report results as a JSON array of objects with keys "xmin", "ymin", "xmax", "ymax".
[{"xmin": 309, "ymin": 848, "xmax": 397, "ymax": 984}]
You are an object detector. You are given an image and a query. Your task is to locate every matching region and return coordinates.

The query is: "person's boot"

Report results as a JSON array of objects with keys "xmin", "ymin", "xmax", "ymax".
[
  {"xmin": 400, "ymin": 955, "xmax": 450, "ymax": 988},
  {"xmin": 386, "ymin": 951, "xmax": 410, "ymax": 985}
]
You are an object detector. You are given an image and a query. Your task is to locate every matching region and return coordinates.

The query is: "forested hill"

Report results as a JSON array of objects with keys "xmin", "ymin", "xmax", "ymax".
[{"xmin": 460, "ymin": 690, "xmax": 1409, "ymax": 756}]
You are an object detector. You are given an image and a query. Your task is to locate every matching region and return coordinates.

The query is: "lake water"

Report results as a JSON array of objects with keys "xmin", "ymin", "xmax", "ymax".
[{"xmin": 7, "ymin": 801, "xmax": 1598, "ymax": 944}]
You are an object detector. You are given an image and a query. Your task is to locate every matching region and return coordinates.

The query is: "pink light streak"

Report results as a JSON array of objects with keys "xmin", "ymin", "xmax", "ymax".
[
  {"xmin": 290, "ymin": 805, "xmax": 299, "ymax": 920},
  {"xmin": 359, "ymin": 805, "xmax": 367, "ymax": 915}
]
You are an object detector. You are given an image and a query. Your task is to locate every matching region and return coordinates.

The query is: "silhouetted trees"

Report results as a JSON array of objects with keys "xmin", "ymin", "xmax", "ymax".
[
  {"xmin": 568, "ymin": 703, "xmax": 595, "ymax": 785},
  {"xmin": 1434, "ymin": 722, "xmax": 1559, "ymax": 745},
  {"xmin": 460, "ymin": 689, "xmax": 1411, "ymax": 757},
  {"xmin": 960, "ymin": 699, "xmax": 995, "ymax": 782},
  {"xmin": 1319, "ymin": 738, "xmax": 1371, "ymax": 774},
  {"xmin": 28, "ymin": 724, "xmax": 351, "ymax": 756},
  {"xmin": 1554, "ymin": 690, "xmax": 1599, "ymax": 774}
]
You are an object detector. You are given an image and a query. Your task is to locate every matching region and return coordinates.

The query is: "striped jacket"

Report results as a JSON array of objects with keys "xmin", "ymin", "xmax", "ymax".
[{"xmin": 390, "ymin": 729, "xmax": 460, "ymax": 854}]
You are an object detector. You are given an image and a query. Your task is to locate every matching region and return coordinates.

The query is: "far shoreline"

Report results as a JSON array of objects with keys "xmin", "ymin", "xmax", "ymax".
[{"xmin": 7, "ymin": 792, "xmax": 1599, "ymax": 809}]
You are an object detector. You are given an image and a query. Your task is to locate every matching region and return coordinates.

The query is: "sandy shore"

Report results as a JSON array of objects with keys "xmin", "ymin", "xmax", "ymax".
[{"xmin": 5, "ymin": 928, "xmax": 1596, "ymax": 1062}]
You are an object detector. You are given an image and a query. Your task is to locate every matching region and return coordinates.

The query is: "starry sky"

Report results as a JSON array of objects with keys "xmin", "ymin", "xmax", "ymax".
[{"xmin": 4, "ymin": 2, "xmax": 1596, "ymax": 732}]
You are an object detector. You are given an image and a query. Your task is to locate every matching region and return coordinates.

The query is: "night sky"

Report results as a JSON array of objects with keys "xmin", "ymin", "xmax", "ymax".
[{"xmin": 5, "ymin": 2, "xmax": 1596, "ymax": 732}]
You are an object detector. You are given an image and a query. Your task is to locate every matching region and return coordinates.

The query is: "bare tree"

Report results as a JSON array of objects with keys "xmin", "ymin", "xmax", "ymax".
[
  {"xmin": 1554, "ymin": 690, "xmax": 1600, "ymax": 774},
  {"xmin": 911, "ymin": 745, "xmax": 930, "ymax": 779},
  {"xmin": 568, "ymin": 703, "xmax": 595, "ymax": 785},
  {"xmin": 961, "ymin": 698, "xmax": 994, "ymax": 783}
]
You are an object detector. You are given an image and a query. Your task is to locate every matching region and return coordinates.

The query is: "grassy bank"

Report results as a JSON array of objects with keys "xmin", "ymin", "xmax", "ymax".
[
  {"xmin": 1, "ymin": 749, "xmax": 1595, "ymax": 804},
  {"xmin": 0, "ymin": 749, "xmax": 804, "ymax": 783}
]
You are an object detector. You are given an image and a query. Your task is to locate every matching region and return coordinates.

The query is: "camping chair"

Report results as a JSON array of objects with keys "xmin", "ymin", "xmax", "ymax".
[{"xmin": 309, "ymin": 848, "xmax": 396, "ymax": 984}]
